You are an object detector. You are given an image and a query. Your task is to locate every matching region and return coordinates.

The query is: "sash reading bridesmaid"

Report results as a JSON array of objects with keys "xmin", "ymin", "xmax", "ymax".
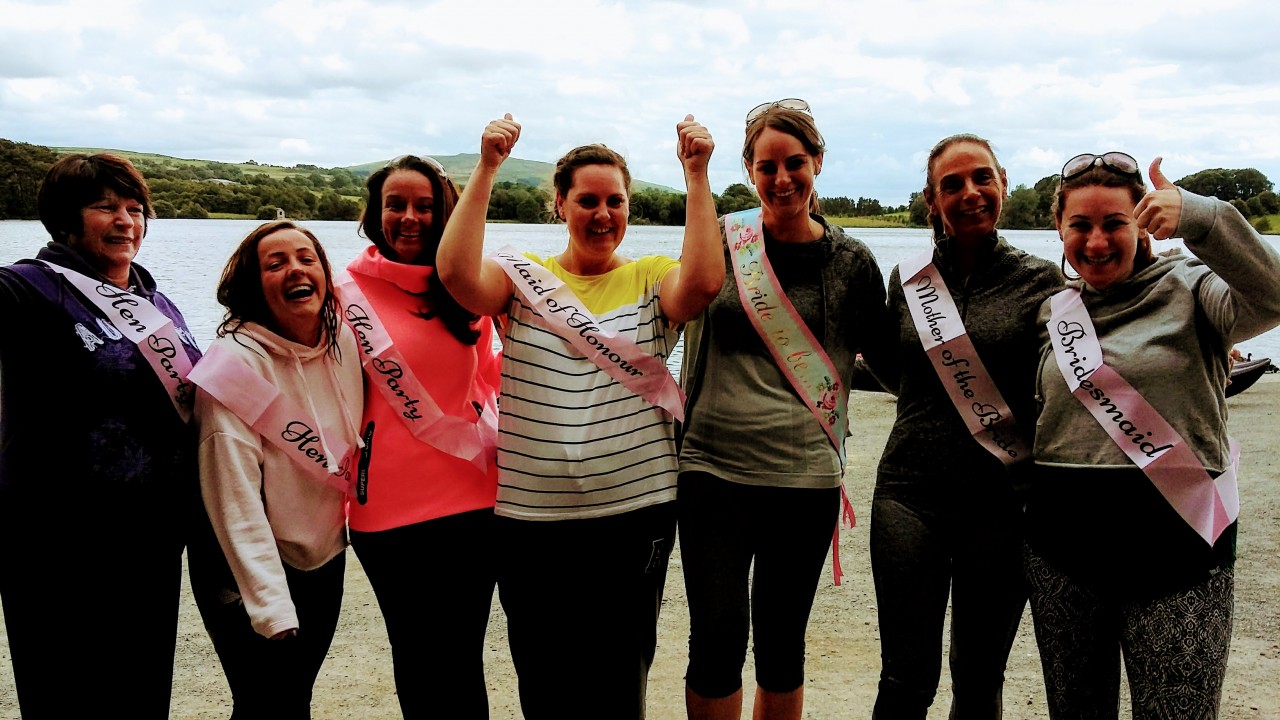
[
  {"xmin": 676, "ymin": 98, "xmax": 893, "ymax": 720},
  {"xmin": 189, "ymin": 220, "xmax": 362, "ymax": 717},
  {"xmin": 436, "ymin": 113, "xmax": 723, "ymax": 719},
  {"xmin": 871, "ymin": 134, "xmax": 1063, "ymax": 719},
  {"xmin": 1027, "ymin": 153, "xmax": 1280, "ymax": 718},
  {"xmin": 342, "ymin": 156, "xmax": 503, "ymax": 719},
  {"xmin": 0, "ymin": 153, "xmax": 202, "ymax": 717}
]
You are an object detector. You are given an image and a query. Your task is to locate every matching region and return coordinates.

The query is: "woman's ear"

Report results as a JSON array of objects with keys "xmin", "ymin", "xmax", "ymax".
[{"xmin": 813, "ymin": 152, "xmax": 824, "ymax": 177}]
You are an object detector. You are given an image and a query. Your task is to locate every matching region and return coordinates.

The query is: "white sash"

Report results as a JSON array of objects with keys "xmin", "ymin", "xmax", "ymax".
[
  {"xmin": 1047, "ymin": 288, "xmax": 1239, "ymax": 545},
  {"xmin": 335, "ymin": 270, "xmax": 497, "ymax": 473},
  {"xmin": 42, "ymin": 261, "xmax": 195, "ymax": 422},
  {"xmin": 723, "ymin": 209, "xmax": 848, "ymax": 467},
  {"xmin": 189, "ymin": 344, "xmax": 354, "ymax": 495},
  {"xmin": 491, "ymin": 247, "xmax": 685, "ymax": 421},
  {"xmin": 899, "ymin": 248, "xmax": 1031, "ymax": 465}
]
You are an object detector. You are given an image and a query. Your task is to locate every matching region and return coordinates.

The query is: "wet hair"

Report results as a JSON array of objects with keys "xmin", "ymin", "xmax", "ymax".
[
  {"xmin": 37, "ymin": 153, "xmax": 154, "ymax": 243},
  {"xmin": 923, "ymin": 133, "xmax": 1003, "ymax": 240},
  {"xmin": 551, "ymin": 144, "xmax": 631, "ymax": 219},
  {"xmin": 358, "ymin": 155, "xmax": 480, "ymax": 345},
  {"xmin": 215, "ymin": 220, "xmax": 341, "ymax": 358},
  {"xmin": 743, "ymin": 107, "xmax": 826, "ymax": 214},
  {"xmin": 1053, "ymin": 162, "xmax": 1154, "ymax": 270}
]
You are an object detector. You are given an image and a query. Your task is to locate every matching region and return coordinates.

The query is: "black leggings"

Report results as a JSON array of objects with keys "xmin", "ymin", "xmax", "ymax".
[
  {"xmin": 350, "ymin": 509, "xmax": 497, "ymax": 720},
  {"xmin": 678, "ymin": 472, "xmax": 840, "ymax": 697}
]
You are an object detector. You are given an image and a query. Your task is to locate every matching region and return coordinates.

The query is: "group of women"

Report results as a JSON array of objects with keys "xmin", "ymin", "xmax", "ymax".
[{"xmin": 0, "ymin": 97, "xmax": 1275, "ymax": 720}]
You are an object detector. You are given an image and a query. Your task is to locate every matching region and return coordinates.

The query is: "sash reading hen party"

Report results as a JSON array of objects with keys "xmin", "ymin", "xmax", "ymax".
[
  {"xmin": 492, "ymin": 247, "xmax": 685, "ymax": 421},
  {"xmin": 189, "ymin": 344, "xmax": 354, "ymax": 495},
  {"xmin": 42, "ymin": 260, "xmax": 194, "ymax": 422},
  {"xmin": 335, "ymin": 271, "xmax": 498, "ymax": 473},
  {"xmin": 723, "ymin": 209, "xmax": 848, "ymax": 467},
  {"xmin": 899, "ymin": 248, "xmax": 1030, "ymax": 465},
  {"xmin": 1048, "ymin": 288, "xmax": 1239, "ymax": 545}
]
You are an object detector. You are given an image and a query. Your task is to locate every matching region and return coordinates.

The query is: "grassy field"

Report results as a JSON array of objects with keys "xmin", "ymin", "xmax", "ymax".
[{"xmin": 827, "ymin": 212, "xmax": 916, "ymax": 228}]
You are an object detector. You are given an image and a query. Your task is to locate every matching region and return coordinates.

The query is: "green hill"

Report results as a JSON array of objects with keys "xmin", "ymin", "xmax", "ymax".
[{"xmin": 55, "ymin": 147, "xmax": 682, "ymax": 194}]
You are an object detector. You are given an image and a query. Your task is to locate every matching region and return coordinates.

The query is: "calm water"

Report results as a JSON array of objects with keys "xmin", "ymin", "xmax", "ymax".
[{"xmin": 3, "ymin": 219, "xmax": 1278, "ymax": 363}]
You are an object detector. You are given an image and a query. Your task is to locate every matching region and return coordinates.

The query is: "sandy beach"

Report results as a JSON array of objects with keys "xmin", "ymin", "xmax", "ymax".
[{"xmin": 1, "ymin": 378, "xmax": 1277, "ymax": 719}]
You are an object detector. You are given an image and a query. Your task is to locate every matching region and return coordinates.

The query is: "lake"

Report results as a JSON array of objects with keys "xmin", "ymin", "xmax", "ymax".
[{"xmin": 2, "ymin": 219, "xmax": 1278, "ymax": 364}]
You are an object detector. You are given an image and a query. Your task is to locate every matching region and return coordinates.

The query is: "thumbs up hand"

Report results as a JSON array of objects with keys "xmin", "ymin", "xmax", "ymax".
[{"xmin": 1135, "ymin": 156, "xmax": 1183, "ymax": 240}]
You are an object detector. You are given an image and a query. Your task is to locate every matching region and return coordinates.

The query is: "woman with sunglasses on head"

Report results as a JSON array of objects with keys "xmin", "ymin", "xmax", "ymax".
[
  {"xmin": 1027, "ymin": 152, "xmax": 1280, "ymax": 718},
  {"xmin": 189, "ymin": 220, "xmax": 362, "ymax": 718},
  {"xmin": 872, "ymin": 134, "xmax": 1063, "ymax": 719},
  {"xmin": 676, "ymin": 98, "xmax": 892, "ymax": 720},
  {"xmin": 437, "ymin": 112, "xmax": 722, "ymax": 719},
  {"xmin": 336, "ymin": 155, "xmax": 503, "ymax": 719}
]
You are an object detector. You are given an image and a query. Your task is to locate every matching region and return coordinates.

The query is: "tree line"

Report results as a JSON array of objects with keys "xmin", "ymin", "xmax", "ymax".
[{"xmin": 3, "ymin": 138, "xmax": 1274, "ymax": 230}]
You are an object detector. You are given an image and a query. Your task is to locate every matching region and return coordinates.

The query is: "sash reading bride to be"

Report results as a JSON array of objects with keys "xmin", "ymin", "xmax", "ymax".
[
  {"xmin": 335, "ymin": 271, "xmax": 498, "ymax": 473},
  {"xmin": 491, "ymin": 247, "xmax": 685, "ymax": 421},
  {"xmin": 42, "ymin": 261, "xmax": 195, "ymax": 422},
  {"xmin": 1048, "ymin": 288, "xmax": 1239, "ymax": 545},
  {"xmin": 723, "ymin": 209, "xmax": 857, "ymax": 584},
  {"xmin": 899, "ymin": 248, "xmax": 1030, "ymax": 465},
  {"xmin": 189, "ymin": 344, "xmax": 355, "ymax": 495}
]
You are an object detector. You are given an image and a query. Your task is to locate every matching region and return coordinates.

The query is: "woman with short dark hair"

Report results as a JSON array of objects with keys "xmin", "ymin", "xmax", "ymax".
[{"xmin": 0, "ymin": 153, "xmax": 202, "ymax": 717}]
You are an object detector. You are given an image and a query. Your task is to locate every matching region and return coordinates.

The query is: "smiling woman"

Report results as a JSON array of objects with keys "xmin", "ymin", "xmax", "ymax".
[
  {"xmin": 0, "ymin": 153, "xmax": 203, "ymax": 718},
  {"xmin": 186, "ymin": 220, "xmax": 362, "ymax": 717}
]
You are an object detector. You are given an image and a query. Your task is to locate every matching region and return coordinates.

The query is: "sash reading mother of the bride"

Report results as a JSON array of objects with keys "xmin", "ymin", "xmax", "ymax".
[
  {"xmin": 42, "ymin": 260, "xmax": 194, "ymax": 422},
  {"xmin": 188, "ymin": 344, "xmax": 354, "ymax": 495},
  {"xmin": 899, "ymin": 248, "xmax": 1030, "ymax": 465},
  {"xmin": 491, "ymin": 247, "xmax": 685, "ymax": 421},
  {"xmin": 1048, "ymin": 288, "xmax": 1239, "ymax": 545},
  {"xmin": 335, "ymin": 271, "xmax": 497, "ymax": 474},
  {"xmin": 723, "ymin": 209, "xmax": 847, "ymax": 467}
]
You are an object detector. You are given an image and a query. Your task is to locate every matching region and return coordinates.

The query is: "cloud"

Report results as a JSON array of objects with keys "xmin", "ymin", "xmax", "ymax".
[{"xmin": 1, "ymin": 0, "xmax": 1277, "ymax": 204}]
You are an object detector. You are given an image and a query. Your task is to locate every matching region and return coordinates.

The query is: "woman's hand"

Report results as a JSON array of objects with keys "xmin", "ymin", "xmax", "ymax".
[
  {"xmin": 677, "ymin": 114, "xmax": 714, "ymax": 176},
  {"xmin": 481, "ymin": 113, "xmax": 521, "ymax": 171},
  {"xmin": 1135, "ymin": 157, "xmax": 1183, "ymax": 240}
]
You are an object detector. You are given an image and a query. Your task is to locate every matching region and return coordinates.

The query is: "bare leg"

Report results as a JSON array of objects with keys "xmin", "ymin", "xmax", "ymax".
[
  {"xmin": 754, "ymin": 686, "xmax": 803, "ymax": 720},
  {"xmin": 687, "ymin": 686, "xmax": 743, "ymax": 720}
]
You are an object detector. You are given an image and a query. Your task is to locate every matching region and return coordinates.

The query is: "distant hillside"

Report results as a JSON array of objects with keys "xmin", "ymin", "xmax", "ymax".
[{"xmin": 55, "ymin": 147, "xmax": 682, "ymax": 194}]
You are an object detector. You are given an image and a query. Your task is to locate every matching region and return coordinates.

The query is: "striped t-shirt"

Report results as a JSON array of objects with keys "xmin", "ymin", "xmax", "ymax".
[{"xmin": 496, "ymin": 253, "xmax": 681, "ymax": 520}]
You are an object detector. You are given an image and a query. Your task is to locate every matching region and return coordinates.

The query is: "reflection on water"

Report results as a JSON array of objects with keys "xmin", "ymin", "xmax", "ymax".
[{"xmin": 3, "ymin": 219, "xmax": 1278, "ymax": 366}]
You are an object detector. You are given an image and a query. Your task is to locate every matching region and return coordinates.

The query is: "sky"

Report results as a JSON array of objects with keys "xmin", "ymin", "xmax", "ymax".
[{"xmin": 3, "ymin": 0, "xmax": 1278, "ymax": 206}]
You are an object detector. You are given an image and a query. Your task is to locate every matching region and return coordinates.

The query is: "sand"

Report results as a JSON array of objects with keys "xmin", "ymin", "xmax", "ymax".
[{"xmin": 1, "ymin": 379, "xmax": 1277, "ymax": 719}]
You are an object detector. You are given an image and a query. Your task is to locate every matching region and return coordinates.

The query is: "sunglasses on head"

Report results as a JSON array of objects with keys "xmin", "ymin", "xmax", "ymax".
[
  {"xmin": 388, "ymin": 154, "xmax": 450, "ymax": 179},
  {"xmin": 745, "ymin": 98, "xmax": 811, "ymax": 126},
  {"xmin": 1060, "ymin": 152, "xmax": 1140, "ymax": 182}
]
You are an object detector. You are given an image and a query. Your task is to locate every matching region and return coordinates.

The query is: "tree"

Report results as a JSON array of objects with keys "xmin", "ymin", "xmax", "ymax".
[
  {"xmin": 999, "ymin": 185, "xmax": 1042, "ymax": 229},
  {"xmin": 0, "ymin": 138, "xmax": 59, "ymax": 219},
  {"xmin": 715, "ymin": 183, "xmax": 757, "ymax": 215},
  {"xmin": 908, "ymin": 192, "xmax": 929, "ymax": 227},
  {"xmin": 1176, "ymin": 168, "xmax": 1274, "ymax": 203}
]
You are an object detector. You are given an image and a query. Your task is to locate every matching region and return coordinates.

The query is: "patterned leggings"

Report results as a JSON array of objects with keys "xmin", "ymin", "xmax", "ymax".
[{"xmin": 1024, "ymin": 545, "xmax": 1234, "ymax": 720}]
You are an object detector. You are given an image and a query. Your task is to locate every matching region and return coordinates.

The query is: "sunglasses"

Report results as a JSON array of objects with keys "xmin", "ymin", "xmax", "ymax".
[
  {"xmin": 745, "ymin": 98, "xmax": 811, "ymax": 125},
  {"xmin": 1060, "ymin": 152, "xmax": 1140, "ymax": 182}
]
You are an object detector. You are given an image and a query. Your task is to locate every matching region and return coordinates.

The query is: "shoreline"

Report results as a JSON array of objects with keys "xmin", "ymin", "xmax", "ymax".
[{"xmin": 0, "ymin": 379, "xmax": 1276, "ymax": 717}]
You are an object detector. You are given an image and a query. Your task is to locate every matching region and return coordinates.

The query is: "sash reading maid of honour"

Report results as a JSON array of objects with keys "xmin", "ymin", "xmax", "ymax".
[
  {"xmin": 491, "ymin": 247, "xmax": 685, "ymax": 421},
  {"xmin": 1048, "ymin": 288, "xmax": 1238, "ymax": 545},
  {"xmin": 899, "ymin": 248, "xmax": 1031, "ymax": 465}
]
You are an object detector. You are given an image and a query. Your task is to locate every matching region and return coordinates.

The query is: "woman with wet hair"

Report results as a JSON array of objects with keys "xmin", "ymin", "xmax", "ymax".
[
  {"xmin": 1027, "ymin": 153, "xmax": 1280, "ymax": 717},
  {"xmin": 190, "ymin": 220, "xmax": 361, "ymax": 717},
  {"xmin": 871, "ymin": 134, "xmax": 1063, "ymax": 719}
]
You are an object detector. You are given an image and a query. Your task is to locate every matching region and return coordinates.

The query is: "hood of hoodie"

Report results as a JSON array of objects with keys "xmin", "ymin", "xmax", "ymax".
[
  {"xmin": 32, "ymin": 240, "xmax": 159, "ymax": 299},
  {"xmin": 348, "ymin": 244, "xmax": 434, "ymax": 294},
  {"xmin": 232, "ymin": 320, "xmax": 333, "ymax": 364}
]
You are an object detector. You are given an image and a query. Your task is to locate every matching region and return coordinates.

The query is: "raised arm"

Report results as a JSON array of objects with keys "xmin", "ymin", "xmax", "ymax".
[
  {"xmin": 658, "ymin": 114, "xmax": 726, "ymax": 325},
  {"xmin": 436, "ymin": 113, "xmax": 522, "ymax": 317}
]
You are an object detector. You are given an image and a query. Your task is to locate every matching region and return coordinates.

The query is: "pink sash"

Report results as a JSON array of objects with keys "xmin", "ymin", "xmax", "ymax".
[
  {"xmin": 334, "ymin": 270, "xmax": 498, "ymax": 473},
  {"xmin": 1047, "ymin": 288, "xmax": 1239, "ymax": 545},
  {"xmin": 723, "ymin": 210, "xmax": 857, "ymax": 584},
  {"xmin": 491, "ymin": 247, "xmax": 685, "ymax": 421},
  {"xmin": 724, "ymin": 209, "xmax": 848, "ymax": 466},
  {"xmin": 43, "ymin": 261, "xmax": 195, "ymax": 422},
  {"xmin": 899, "ymin": 249, "xmax": 1030, "ymax": 465},
  {"xmin": 189, "ymin": 344, "xmax": 354, "ymax": 495}
]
